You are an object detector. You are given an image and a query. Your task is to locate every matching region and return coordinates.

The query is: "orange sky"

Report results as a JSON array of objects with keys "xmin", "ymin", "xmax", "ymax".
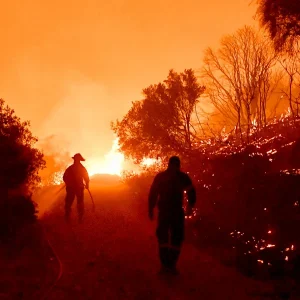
[{"xmin": 0, "ymin": 0, "xmax": 256, "ymax": 169}]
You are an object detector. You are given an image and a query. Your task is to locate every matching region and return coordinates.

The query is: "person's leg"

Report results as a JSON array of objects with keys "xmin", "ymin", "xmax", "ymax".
[
  {"xmin": 169, "ymin": 211, "xmax": 185, "ymax": 273},
  {"xmin": 156, "ymin": 214, "xmax": 170, "ymax": 271},
  {"xmin": 65, "ymin": 187, "xmax": 75, "ymax": 222},
  {"xmin": 76, "ymin": 188, "xmax": 84, "ymax": 223}
]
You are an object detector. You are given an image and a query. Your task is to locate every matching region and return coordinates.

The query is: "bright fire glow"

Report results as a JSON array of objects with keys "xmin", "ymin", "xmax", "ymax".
[
  {"xmin": 141, "ymin": 157, "xmax": 161, "ymax": 167},
  {"xmin": 86, "ymin": 138, "xmax": 124, "ymax": 176}
]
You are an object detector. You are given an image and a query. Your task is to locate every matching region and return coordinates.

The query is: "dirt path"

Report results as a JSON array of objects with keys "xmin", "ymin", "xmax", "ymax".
[{"xmin": 41, "ymin": 184, "xmax": 271, "ymax": 299}]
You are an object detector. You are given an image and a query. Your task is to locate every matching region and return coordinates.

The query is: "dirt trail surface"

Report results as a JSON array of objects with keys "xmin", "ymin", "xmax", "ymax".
[{"xmin": 41, "ymin": 183, "xmax": 270, "ymax": 300}]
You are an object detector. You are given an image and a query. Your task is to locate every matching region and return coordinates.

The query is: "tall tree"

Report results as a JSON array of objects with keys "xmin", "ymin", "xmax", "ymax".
[
  {"xmin": 111, "ymin": 69, "xmax": 205, "ymax": 163},
  {"xmin": 256, "ymin": 0, "xmax": 300, "ymax": 52},
  {"xmin": 279, "ymin": 44, "xmax": 300, "ymax": 117},
  {"xmin": 201, "ymin": 26, "xmax": 278, "ymax": 140}
]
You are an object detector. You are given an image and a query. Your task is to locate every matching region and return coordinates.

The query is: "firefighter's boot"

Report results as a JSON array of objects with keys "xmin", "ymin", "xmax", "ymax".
[
  {"xmin": 158, "ymin": 246, "xmax": 170, "ymax": 273},
  {"xmin": 168, "ymin": 247, "xmax": 181, "ymax": 275}
]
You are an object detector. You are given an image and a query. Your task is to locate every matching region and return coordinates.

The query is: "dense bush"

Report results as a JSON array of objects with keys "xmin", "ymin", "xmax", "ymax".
[
  {"xmin": 0, "ymin": 195, "xmax": 38, "ymax": 242},
  {"xmin": 0, "ymin": 99, "xmax": 45, "ymax": 242},
  {"xmin": 125, "ymin": 116, "xmax": 300, "ymax": 280}
]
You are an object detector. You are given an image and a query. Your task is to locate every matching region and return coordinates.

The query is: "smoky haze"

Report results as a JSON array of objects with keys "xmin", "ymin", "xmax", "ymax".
[{"xmin": 0, "ymin": 0, "xmax": 255, "ymax": 172}]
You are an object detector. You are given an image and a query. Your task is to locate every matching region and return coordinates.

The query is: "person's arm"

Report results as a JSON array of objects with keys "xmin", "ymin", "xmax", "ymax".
[
  {"xmin": 185, "ymin": 174, "xmax": 196, "ymax": 208},
  {"xmin": 148, "ymin": 174, "xmax": 160, "ymax": 220},
  {"xmin": 63, "ymin": 167, "xmax": 70, "ymax": 185},
  {"xmin": 83, "ymin": 167, "xmax": 90, "ymax": 189}
]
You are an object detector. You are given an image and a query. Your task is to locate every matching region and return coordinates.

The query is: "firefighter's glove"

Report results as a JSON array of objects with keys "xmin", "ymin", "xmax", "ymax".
[{"xmin": 148, "ymin": 209, "xmax": 154, "ymax": 221}]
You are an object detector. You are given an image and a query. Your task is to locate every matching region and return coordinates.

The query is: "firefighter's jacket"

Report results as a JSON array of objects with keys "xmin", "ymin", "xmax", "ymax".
[
  {"xmin": 63, "ymin": 163, "xmax": 89, "ymax": 189},
  {"xmin": 148, "ymin": 168, "xmax": 196, "ymax": 214}
]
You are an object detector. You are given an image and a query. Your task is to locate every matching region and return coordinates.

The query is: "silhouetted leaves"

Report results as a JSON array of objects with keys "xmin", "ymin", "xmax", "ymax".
[
  {"xmin": 0, "ymin": 99, "xmax": 45, "ymax": 241},
  {"xmin": 0, "ymin": 99, "xmax": 45, "ymax": 192},
  {"xmin": 257, "ymin": 0, "xmax": 300, "ymax": 52},
  {"xmin": 112, "ymin": 69, "xmax": 205, "ymax": 163}
]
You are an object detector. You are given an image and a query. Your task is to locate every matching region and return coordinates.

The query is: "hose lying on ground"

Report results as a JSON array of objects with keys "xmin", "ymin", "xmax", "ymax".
[
  {"xmin": 32, "ymin": 187, "xmax": 95, "ymax": 299},
  {"xmin": 29, "ymin": 218, "xmax": 63, "ymax": 300},
  {"xmin": 39, "ymin": 220, "xmax": 64, "ymax": 300}
]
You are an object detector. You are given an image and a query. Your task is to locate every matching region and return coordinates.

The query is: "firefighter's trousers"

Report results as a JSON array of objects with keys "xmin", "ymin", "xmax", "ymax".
[
  {"xmin": 156, "ymin": 209, "xmax": 185, "ymax": 268},
  {"xmin": 65, "ymin": 186, "xmax": 84, "ymax": 220}
]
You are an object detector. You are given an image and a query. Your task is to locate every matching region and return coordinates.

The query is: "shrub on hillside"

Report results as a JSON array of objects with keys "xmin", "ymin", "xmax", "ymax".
[
  {"xmin": 125, "ymin": 117, "xmax": 300, "ymax": 279},
  {"xmin": 0, "ymin": 99, "xmax": 45, "ymax": 241}
]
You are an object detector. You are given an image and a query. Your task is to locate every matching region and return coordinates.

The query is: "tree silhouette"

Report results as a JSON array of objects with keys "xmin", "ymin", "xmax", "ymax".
[
  {"xmin": 0, "ymin": 99, "xmax": 45, "ymax": 240},
  {"xmin": 0, "ymin": 99, "xmax": 45, "ymax": 197},
  {"xmin": 201, "ymin": 26, "xmax": 278, "ymax": 140},
  {"xmin": 257, "ymin": 0, "xmax": 300, "ymax": 52},
  {"xmin": 278, "ymin": 44, "xmax": 300, "ymax": 117},
  {"xmin": 111, "ymin": 69, "xmax": 205, "ymax": 163}
]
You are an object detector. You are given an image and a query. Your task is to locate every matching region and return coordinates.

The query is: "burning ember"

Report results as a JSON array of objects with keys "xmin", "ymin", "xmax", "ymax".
[{"xmin": 257, "ymin": 259, "xmax": 264, "ymax": 264}]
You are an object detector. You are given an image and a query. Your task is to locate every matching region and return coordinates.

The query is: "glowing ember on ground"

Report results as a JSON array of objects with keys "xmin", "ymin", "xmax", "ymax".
[{"xmin": 257, "ymin": 259, "xmax": 264, "ymax": 264}]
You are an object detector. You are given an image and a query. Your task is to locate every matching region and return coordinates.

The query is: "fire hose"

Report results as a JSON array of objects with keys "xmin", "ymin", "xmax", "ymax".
[
  {"xmin": 85, "ymin": 185, "xmax": 95, "ymax": 212},
  {"xmin": 39, "ymin": 223, "xmax": 64, "ymax": 300},
  {"xmin": 55, "ymin": 184, "xmax": 95, "ymax": 211},
  {"xmin": 34, "ymin": 185, "xmax": 95, "ymax": 299}
]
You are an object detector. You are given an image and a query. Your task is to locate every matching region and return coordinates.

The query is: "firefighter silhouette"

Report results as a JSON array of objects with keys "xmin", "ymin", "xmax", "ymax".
[
  {"xmin": 148, "ymin": 156, "xmax": 196, "ymax": 274},
  {"xmin": 63, "ymin": 153, "xmax": 89, "ymax": 223}
]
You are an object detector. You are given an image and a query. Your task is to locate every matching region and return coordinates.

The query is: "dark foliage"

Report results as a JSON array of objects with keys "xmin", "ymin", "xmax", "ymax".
[
  {"xmin": 0, "ymin": 99, "xmax": 45, "ymax": 241},
  {"xmin": 257, "ymin": 0, "xmax": 300, "ymax": 52},
  {"xmin": 126, "ymin": 115, "xmax": 300, "ymax": 281},
  {"xmin": 0, "ymin": 195, "xmax": 38, "ymax": 242},
  {"xmin": 112, "ymin": 69, "xmax": 205, "ymax": 163}
]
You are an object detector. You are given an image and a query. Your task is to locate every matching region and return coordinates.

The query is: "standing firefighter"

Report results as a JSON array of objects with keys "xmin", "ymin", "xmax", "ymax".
[
  {"xmin": 148, "ymin": 156, "xmax": 196, "ymax": 274},
  {"xmin": 63, "ymin": 153, "xmax": 90, "ymax": 223}
]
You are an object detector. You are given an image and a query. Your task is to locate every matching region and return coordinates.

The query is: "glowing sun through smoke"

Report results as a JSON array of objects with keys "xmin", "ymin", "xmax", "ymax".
[{"xmin": 85, "ymin": 138, "xmax": 124, "ymax": 176}]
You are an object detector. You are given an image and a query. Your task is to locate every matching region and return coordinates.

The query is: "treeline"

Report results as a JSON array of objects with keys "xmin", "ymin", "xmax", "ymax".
[
  {"xmin": 112, "ymin": 2, "xmax": 300, "ymax": 164},
  {"xmin": 112, "ymin": 24, "xmax": 300, "ymax": 164}
]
